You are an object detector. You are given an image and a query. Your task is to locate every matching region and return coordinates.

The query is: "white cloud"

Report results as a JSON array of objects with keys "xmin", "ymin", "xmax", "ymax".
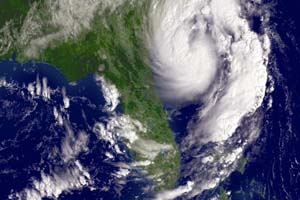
[
  {"xmin": 53, "ymin": 106, "xmax": 63, "ymax": 125},
  {"xmin": 149, "ymin": 0, "xmax": 270, "ymax": 142},
  {"xmin": 0, "ymin": 78, "xmax": 15, "ymax": 88},
  {"xmin": 13, "ymin": 161, "xmax": 92, "ymax": 200},
  {"xmin": 154, "ymin": 181, "xmax": 194, "ymax": 200},
  {"xmin": 95, "ymin": 75, "xmax": 120, "ymax": 112},
  {"xmin": 93, "ymin": 114, "xmax": 173, "ymax": 161},
  {"xmin": 11, "ymin": 122, "xmax": 91, "ymax": 200},
  {"xmin": 114, "ymin": 168, "xmax": 130, "ymax": 178},
  {"xmin": 148, "ymin": 0, "xmax": 218, "ymax": 104},
  {"xmin": 131, "ymin": 160, "xmax": 152, "ymax": 167},
  {"xmin": 26, "ymin": 75, "xmax": 52, "ymax": 100},
  {"xmin": 131, "ymin": 139, "xmax": 173, "ymax": 160},
  {"xmin": 107, "ymin": 115, "xmax": 144, "ymax": 144},
  {"xmin": 42, "ymin": 77, "xmax": 51, "ymax": 99},
  {"xmin": 19, "ymin": 0, "xmax": 128, "ymax": 58},
  {"xmin": 27, "ymin": 83, "xmax": 35, "ymax": 96},
  {"xmin": 93, "ymin": 122, "xmax": 117, "ymax": 145},
  {"xmin": 148, "ymin": 0, "xmax": 271, "ymax": 197},
  {"xmin": 93, "ymin": 115, "xmax": 144, "ymax": 154},
  {"xmin": 35, "ymin": 75, "xmax": 41, "ymax": 96},
  {"xmin": 61, "ymin": 87, "xmax": 70, "ymax": 109},
  {"xmin": 0, "ymin": 20, "xmax": 15, "ymax": 55},
  {"xmin": 61, "ymin": 123, "xmax": 89, "ymax": 162}
]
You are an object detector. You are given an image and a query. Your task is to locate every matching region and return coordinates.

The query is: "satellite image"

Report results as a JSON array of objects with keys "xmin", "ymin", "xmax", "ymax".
[{"xmin": 0, "ymin": 0, "xmax": 299, "ymax": 199}]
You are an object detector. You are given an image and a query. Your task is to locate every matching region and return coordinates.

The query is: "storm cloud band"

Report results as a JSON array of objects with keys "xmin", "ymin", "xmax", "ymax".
[{"xmin": 148, "ymin": 0, "xmax": 271, "ymax": 198}]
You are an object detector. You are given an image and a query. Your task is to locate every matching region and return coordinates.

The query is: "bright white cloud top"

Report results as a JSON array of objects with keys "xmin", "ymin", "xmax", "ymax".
[
  {"xmin": 148, "ymin": 0, "xmax": 270, "ymax": 198},
  {"xmin": 149, "ymin": 0, "xmax": 219, "ymax": 104}
]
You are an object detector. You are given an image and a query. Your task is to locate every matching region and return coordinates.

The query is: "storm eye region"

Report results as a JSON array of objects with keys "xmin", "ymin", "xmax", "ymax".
[{"xmin": 148, "ymin": 0, "xmax": 219, "ymax": 105}]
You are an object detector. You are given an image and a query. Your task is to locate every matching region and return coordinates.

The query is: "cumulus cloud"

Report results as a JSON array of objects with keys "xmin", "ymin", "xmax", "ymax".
[
  {"xmin": 12, "ymin": 161, "xmax": 92, "ymax": 200},
  {"xmin": 26, "ymin": 75, "xmax": 52, "ymax": 100},
  {"xmin": 0, "ymin": 78, "xmax": 15, "ymax": 88},
  {"xmin": 61, "ymin": 124, "xmax": 89, "ymax": 162},
  {"xmin": 93, "ymin": 113, "xmax": 174, "ymax": 161},
  {"xmin": 61, "ymin": 87, "xmax": 70, "ymax": 109},
  {"xmin": 93, "ymin": 115, "xmax": 143, "ymax": 148},
  {"xmin": 11, "ymin": 120, "xmax": 91, "ymax": 200},
  {"xmin": 95, "ymin": 75, "xmax": 120, "ymax": 112}
]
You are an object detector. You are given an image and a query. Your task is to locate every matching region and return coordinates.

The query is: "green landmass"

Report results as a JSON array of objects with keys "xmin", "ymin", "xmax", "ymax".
[
  {"xmin": 237, "ymin": 156, "xmax": 247, "ymax": 174},
  {"xmin": 220, "ymin": 188, "xmax": 230, "ymax": 200},
  {"xmin": 0, "ymin": 0, "xmax": 180, "ymax": 190},
  {"xmin": 0, "ymin": 0, "xmax": 33, "ymax": 27},
  {"xmin": 0, "ymin": 0, "xmax": 33, "ymax": 59}
]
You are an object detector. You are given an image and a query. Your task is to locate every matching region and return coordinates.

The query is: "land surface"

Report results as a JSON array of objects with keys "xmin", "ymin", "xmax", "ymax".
[{"xmin": 0, "ymin": 0, "xmax": 180, "ymax": 190}]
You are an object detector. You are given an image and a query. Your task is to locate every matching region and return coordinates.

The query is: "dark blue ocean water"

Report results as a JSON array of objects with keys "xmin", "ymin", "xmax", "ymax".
[
  {"xmin": 220, "ymin": 0, "xmax": 300, "ymax": 199},
  {"xmin": 0, "ymin": 59, "xmax": 150, "ymax": 200},
  {"xmin": 226, "ymin": 0, "xmax": 300, "ymax": 199},
  {"xmin": 1, "ymin": 0, "xmax": 300, "ymax": 199},
  {"xmin": 168, "ymin": 0, "xmax": 300, "ymax": 199}
]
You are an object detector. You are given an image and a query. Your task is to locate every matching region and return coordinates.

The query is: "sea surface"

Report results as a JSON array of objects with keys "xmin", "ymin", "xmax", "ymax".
[
  {"xmin": 1, "ymin": 0, "xmax": 300, "ymax": 199},
  {"xmin": 169, "ymin": 0, "xmax": 300, "ymax": 199},
  {"xmin": 0, "ymin": 59, "xmax": 150, "ymax": 200}
]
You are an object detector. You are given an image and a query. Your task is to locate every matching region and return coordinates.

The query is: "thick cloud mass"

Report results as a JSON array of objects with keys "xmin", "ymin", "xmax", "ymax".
[
  {"xmin": 149, "ymin": 0, "xmax": 271, "ymax": 198},
  {"xmin": 149, "ymin": 0, "xmax": 219, "ymax": 104},
  {"xmin": 149, "ymin": 0, "xmax": 270, "ymax": 143}
]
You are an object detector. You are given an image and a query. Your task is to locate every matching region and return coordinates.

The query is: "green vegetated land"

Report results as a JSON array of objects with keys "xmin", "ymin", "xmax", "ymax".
[
  {"xmin": 220, "ymin": 188, "xmax": 229, "ymax": 200},
  {"xmin": 0, "ymin": 0, "xmax": 45, "ymax": 60},
  {"xmin": 0, "ymin": 0, "xmax": 37, "ymax": 59},
  {"xmin": 0, "ymin": 0, "xmax": 180, "ymax": 190},
  {"xmin": 0, "ymin": 0, "xmax": 33, "ymax": 27}
]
